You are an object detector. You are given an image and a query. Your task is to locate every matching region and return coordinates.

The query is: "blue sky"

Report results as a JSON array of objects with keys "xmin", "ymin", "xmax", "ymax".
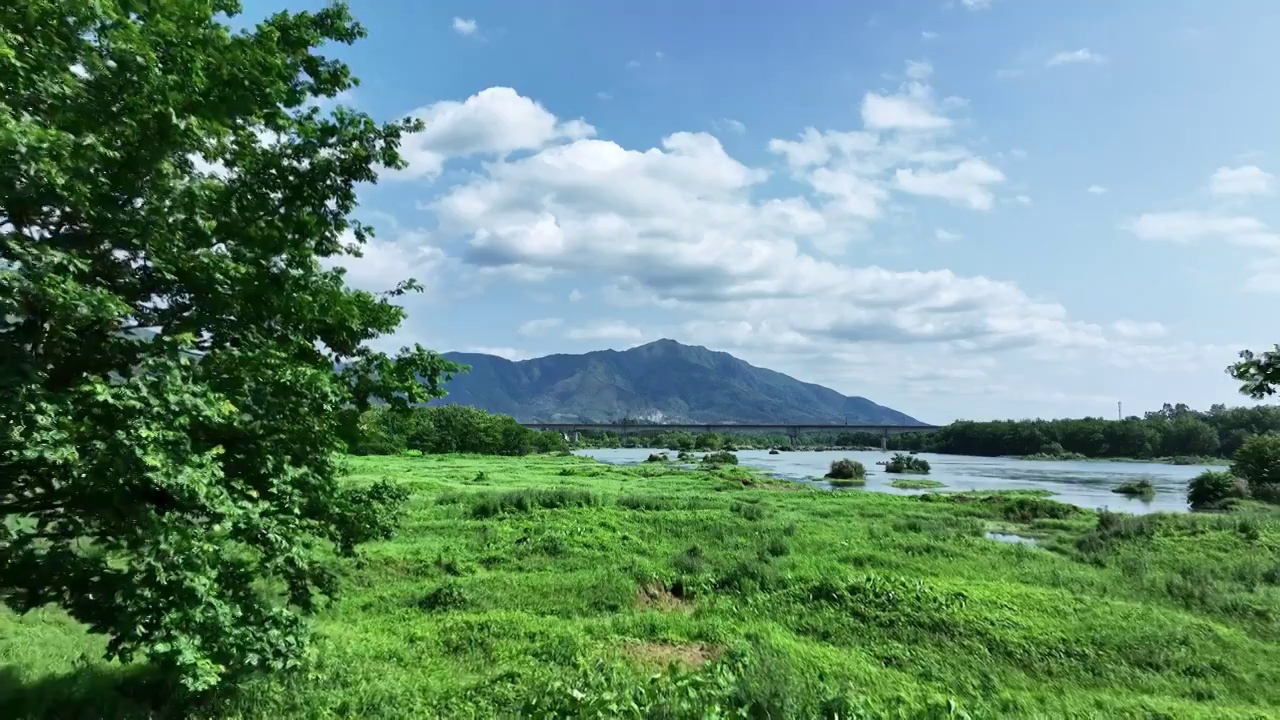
[{"xmin": 246, "ymin": 0, "xmax": 1280, "ymax": 423}]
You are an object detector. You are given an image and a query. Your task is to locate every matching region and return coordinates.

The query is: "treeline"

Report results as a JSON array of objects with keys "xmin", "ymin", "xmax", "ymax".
[
  {"xmin": 345, "ymin": 405, "xmax": 568, "ymax": 456},
  {"xmin": 894, "ymin": 403, "xmax": 1280, "ymax": 460},
  {"xmin": 575, "ymin": 403, "xmax": 1280, "ymax": 461}
]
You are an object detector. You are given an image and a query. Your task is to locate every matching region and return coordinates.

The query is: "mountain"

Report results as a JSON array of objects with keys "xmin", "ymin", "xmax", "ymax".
[{"xmin": 433, "ymin": 339, "xmax": 926, "ymax": 426}]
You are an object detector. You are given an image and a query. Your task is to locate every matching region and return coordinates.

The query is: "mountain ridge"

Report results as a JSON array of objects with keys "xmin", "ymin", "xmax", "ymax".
[{"xmin": 432, "ymin": 338, "xmax": 926, "ymax": 426}]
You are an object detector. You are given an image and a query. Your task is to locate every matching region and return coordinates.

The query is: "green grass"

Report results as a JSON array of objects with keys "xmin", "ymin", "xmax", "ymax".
[
  {"xmin": 889, "ymin": 478, "xmax": 946, "ymax": 490},
  {"xmin": 4, "ymin": 453, "xmax": 1280, "ymax": 718}
]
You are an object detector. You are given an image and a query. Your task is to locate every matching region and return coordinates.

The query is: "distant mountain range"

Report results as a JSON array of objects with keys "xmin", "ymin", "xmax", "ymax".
[{"xmin": 434, "ymin": 339, "xmax": 925, "ymax": 426}]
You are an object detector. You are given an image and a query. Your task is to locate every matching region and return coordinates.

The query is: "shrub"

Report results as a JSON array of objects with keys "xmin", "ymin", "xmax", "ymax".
[
  {"xmin": 825, "ymin": 459, "xmax": 866, "ymax": 480},
  {"xmin": 1112, "ymin": 478, "xmax": 1157, "ymax": 498},
  {"xmin": 418, "ymin": 582, "xmax": 470, "ymax": 612},
  {"xmin": 1231, "ymin": 433, "xmax": 1280, "ymax": 498},
  {"xmin": 471, "ymin": 488, "xmax": 601, "ymax": 518},
  {"xmin": 618, "ymin": 495, "xmax": 680, "ymax": 511},
  {"xmin": 645, "ymin": 452, "xmax": 670, "ymax": 463},
  {"xmin": 884, "ymin": 453, "xmax": 931, "ymax": 474},
  {"xmin": 702, "ymin": 450, "xmax": 739, "ymax": 466},
  {"xmin": 732, "ymin": 501, "xmax": 769, "ymax": 521},
  {"xmin": 1187, "ymin": 470, "xmax": 1240, "ymax": 509}
]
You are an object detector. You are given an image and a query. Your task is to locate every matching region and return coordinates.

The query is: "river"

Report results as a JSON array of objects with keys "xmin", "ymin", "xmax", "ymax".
[{"xmin": 576, "ymin": 448, "xmax": 1218, "ymax": 514}]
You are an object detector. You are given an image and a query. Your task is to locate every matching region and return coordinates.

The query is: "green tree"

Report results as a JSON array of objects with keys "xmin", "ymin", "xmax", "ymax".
[
  {"xmin": 0, "ymin": 0, "xmax": 458, "ymax": 692},
  {"xmin": 1230, "ymin": 433, "xmax": 1280, "ymax": 493},
  {"xmin": 1229, "ymin": 345, "xmax": 1280, "ymax": 400}
]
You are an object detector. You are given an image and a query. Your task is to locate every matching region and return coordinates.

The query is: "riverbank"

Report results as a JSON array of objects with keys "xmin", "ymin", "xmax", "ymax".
[{"xmin": 3, "ymin": 454, "xmax": 1278, "ymax": 718}]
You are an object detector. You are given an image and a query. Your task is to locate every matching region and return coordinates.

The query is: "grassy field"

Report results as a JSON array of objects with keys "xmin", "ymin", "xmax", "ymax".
[{"xmin": 3, "ymin": 454, "xmax": 1280, "ymax": 718}]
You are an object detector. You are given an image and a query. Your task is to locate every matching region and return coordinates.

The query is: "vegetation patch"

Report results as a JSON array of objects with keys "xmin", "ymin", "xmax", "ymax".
[
  {"xmin": 701, "ymin": 450, "xmax": 739, "ymax": 466},
  {"xmin": 824, "ymin": 458, "xmax": 867, "ymax": 488},
  {"xmin": 884, "ymin": 452, "xmax": 932, "ymax": 474},
  {"xmin": 471, "ymin": 488, "xmax": 601, "ymax": 518},
  {"xmin": 1112, "ymin": 478, "xmax": 1157, "ymax": 498},
  {"xmin": 890, "ymin": 478, "xmax": 946, "ymax": 490}
]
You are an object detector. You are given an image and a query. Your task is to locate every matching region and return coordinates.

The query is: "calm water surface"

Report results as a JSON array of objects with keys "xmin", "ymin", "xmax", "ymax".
[{"xmin": 577, "ymin": 448, "xmax": 1217, "ymax": 514}]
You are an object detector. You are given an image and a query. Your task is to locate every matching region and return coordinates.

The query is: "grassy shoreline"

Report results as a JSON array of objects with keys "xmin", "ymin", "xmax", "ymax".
[{"xmin": 3, "ymin": 453, "xmax": 1279, "ymax": 718}]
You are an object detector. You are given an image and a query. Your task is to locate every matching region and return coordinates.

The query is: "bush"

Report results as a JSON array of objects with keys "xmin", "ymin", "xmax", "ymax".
[
  {"xmin": 1187, "ymin": 470, "xmax": 1241, "ymax": 509},
  {"xmin": 418, "ymin": 583, "xmax": 470, "ymax": 612},
  {"xmin": 1112, "ymin": 478, "xmax": 1156, "ymax": 498},
  {"xmin": 471, "ymin": 488, "xmax": 601, "ymax": 518},
  {"xmin": 1230, "ymin": 433, "xmax": 1280, "ymax": 499},
  {"xmin": 645, "ymin": 452, "xmax": 670, "ymax": 463},
  {"xmin": 618, "ymin": 495, "xmax": 680, "ymax": 511},
  {"xmin": 884, "ymin": 453, "xmax": 931, "ymax": 474},
  {"xmin": 825, "ymin": 458, "xmax": 866, "ymax": 480},
  {"xmin": 702, "ymin": 450, "xmax": 739, "ymax": 466}
]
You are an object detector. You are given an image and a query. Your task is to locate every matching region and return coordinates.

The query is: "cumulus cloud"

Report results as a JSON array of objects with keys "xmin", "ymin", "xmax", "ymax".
[
  {"xmin": 1087, "ymin": 185, "xmax": 1107, "ymax": 195},
  {"xmin": 452, "ymin": 17, "xmax": 478, "ymax": 36},
  {"xmin": 1210, "ymin": 165, "xmax": 1274, "ymax": 197},
  {"xmin": 406, "ymin": 84, "xmax": 1102, "ymax": 374},
  {"xmin": 568, "ymin": 289, "xmax": 584, "ymax": 302},
  {"xmin": 894, "ymin": 159, "xmax": 1005, "ymax": 210},
  {"xmin": 391, "ymin": 87, "xmax": 595, "ymax": 180},
  {"xmin": 1047, "ymin": 49, "xmax": 1106, "ymax": 66},
  {"xmin": 324, "ymin": 230, "xmax": 446, "ymax": 294}
]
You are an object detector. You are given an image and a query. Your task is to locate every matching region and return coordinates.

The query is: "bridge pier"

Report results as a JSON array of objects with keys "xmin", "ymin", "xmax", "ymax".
[{"xmin": 881, "ymin": 427, "xmax": 888, "ymax": 452}]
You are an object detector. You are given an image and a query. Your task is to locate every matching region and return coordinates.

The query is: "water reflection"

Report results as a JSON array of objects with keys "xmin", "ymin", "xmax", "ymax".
[{"xmin": 577, "ymin": 447, "xmax": 1214, "ymax": 514}]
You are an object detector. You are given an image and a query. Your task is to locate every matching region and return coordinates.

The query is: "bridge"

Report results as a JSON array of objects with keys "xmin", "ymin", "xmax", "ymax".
[{"xmin": 518, "ymin": 422, "xmax": 940, "ymax": 450}]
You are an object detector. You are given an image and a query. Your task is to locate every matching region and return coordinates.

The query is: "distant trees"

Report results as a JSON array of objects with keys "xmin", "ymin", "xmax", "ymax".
[
  {"xmin": 349, "ymin": 405, "xmax": 568, "ymax": 456},
  {"xmin": 891, "ymin": 405, "xmax": 1280, "ymax": 460},
  {"xmin": 884, "ymin": 453, "xmax": 931, "ymax": 474}
]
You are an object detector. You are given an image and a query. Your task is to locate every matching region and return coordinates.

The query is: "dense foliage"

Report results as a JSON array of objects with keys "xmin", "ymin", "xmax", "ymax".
[
  {"xmin": 349, "ymin": 405, "xmax": 569, "ymax": 457},
  {"xmin": 825, "ymin": 458, "xmax": 866, "ymax": 481},
  {"xmin": 884, "ymin": 453, "xmax": 931, "ymax": 474},
  {"xmin": 0, "ymin": 0, "xmax": 457, "ymax": 692},
  {"xmin": 891, "ymin": 404, "xmax": 1280, "ymax": 459}
]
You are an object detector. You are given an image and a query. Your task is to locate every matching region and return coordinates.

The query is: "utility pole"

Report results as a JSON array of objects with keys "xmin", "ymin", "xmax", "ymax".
[{"xmin": 1117, "ymin": 401, "xmax": 1122, "ymax": 421}]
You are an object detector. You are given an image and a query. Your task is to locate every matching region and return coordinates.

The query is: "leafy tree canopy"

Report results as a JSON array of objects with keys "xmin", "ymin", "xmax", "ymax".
[{"xmin": 1, "ymin": 0, "xmax": 458, "ymax": 692}]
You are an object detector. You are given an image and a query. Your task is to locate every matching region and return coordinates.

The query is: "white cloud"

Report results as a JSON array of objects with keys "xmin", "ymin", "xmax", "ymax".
[
  {"xmin": 391, "ymin": 87, "xmax": 596, "ymax": 180},
  {"xmin": 626, "ymin": 60, "xmax": 641, "ymax": 69},
  {"xmin": 325, "ymin": 230, "xmax": 446, "ymax": 294},
  {"xmin": 714, "ymin": 118, "xmax": 747, "ymax": 134},
  {"xmin": 1210, "ymin": 165, "xmax": 1274, "ymax": 197},
  {"xmin": 1124, "ymin": 211, "xmax": 1279, "ymax": 248},
  {"xmin": 568, "ymin": 289, "xmax": 584, "ymax": 302},
  {"xmin": 921, "ymin": 31, "xmax": 938, "ymax": 40},
  {"xmin": 894, "ymin": 159, "xmax": 1006, "ymax": 210},
  {"xmin": 566, "ymin": 320, "xmax": 644, "ymax": 341},
  {"xmin": 935, "ymin": 228, "xmax": 962, "ymax": 241},
  {"xmin": 961, "ymin": 0, "xmax": 992, "ymax": 10},
  {"xmin": 596, "ymin": 91, "xmax": 613, "ymax": 101},
  {"xmin": 452, "ymin": 17, "xmax": 478, "ymax": 36},
  {"xmin": 464, "ymin": 346, "xmax": 530, "ymax": 361},
  {"xmin": 654, "ymin": 50, "xmax": 665, "ymax": 59},
  {"xmin": 1047, "ymin": 49, "xmax": 1106, "ymax": 67},
  {"xmin": 1087, "ymin": 185, "xmax": 1107, "ymax": 195},
  {"xmin": 861, "ymin": 88, "xmax": 950, "ymax": 131},
  {"xmin": 1111, "ymin": 320, "xmax": 1167, "ymax": 339},
  {"xmin": 1014, "ymin": 194, "xmax": 1032, "ymax": 205},
  {"xmin": 518, "ymin": 317, "xmax": 564, "ymax": 337}
]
